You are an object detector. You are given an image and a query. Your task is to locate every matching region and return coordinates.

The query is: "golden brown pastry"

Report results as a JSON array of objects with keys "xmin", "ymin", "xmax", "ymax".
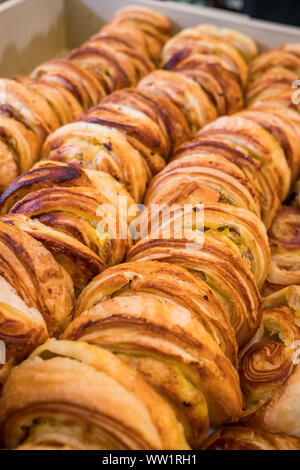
[
  {"xmin": 78, "ymin": 102, "xmax": 168, "ymax": 176},
  {"xmin": 239, "ymin": 286, "xmax": 300, "ymax": 437},
  {"xmin": 198, "ymin": 115, "xmax": 291, "ymax": 204},
  {"xmin": 173, "ymin": 136, "xmax": 280, "ymax": 229},
  {"xmin": 189, "ymin": 25, "xmax": 258, "ymax": 63},
  {"xmin": 63, "ymin": 262, "xmax": 242, "ymax": 448},
  {"xmin": 108, "ymin": 6, "xmax": 172, "ymax": 64},
  {"xmin": 0, "ymin": 339, "xmax": 189, "ymax": 450},
  {"xmin": 127, "ymin": 229, "xmax": 262, "ymax": 348},
  {"xmin": 136, "ymin": 202, "xmax": 270, "ymax": 289},
  {"xmin": 264, "ymin": 206, "xmax": 300, "ymax": 295},
  {"xmin": 203, "ymin": 427, "xmax": 300, "ymax": 450},
  {"xmin": 13, "ymin": 76, "xmax": 83, "ymax": 126},
  {"xmin": 0, "ymin": 115, "xmax": 41, "ymax": 192},
  {"xmin": 41, "ymin": 121, "xmax": 149, "ymax": 202},
  {"xmin": 0, "ymin": 219, "xmax": 75, "ymax": 379},
  {"xmin": 138, "ymin": 70, "xmax": 217, "ymax": 135},
  {"xmin": 238, "ymin": 107, "xmax": 300, "ymax": 182},
  {"xmin": 6, "ymin": 185, "xmax": 131, "ymax": 269},
  {"xmin": 162, "ymin": 27, "xmax": 248, "ymax": 87},
  {"xmin": 74, "ymin": 261, "xmax": 237, "ymax": 365},
  {"xmin": 101, "ymin": 88, "xmax": 190, "ymax": 157},
  {"xmin": 31, "ymin": 60, "xmax": 105, "ymax": 112},
  {"xmin": 170, "ymin": 55, "xmax": 244, "ymax": 117},
  {"xmin": 0, "ymin": 79, "xmax": 60, "ymax": 141},
  {"xmin": 145, "ymin": 152, "xmax": 261, "ymax": 218},
  {"xmin": 70, "ymin": 35, "xmax": 154, "ymax": 90},
  {"xmin": 247, "ymin": 67, "xmax": 300, "ymax": 105}
]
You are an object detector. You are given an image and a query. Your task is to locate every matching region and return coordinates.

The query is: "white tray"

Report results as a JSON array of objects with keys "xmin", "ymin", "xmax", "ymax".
[{"xmin": 1, "ymin": 0, "xmax": 300, "ymax": 77}]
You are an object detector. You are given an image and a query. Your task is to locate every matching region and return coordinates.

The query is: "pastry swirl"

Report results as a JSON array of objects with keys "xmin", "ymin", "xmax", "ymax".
[
  {"xmin": 239, "ymin": 286, "xmax": 300, "ymax": 437},
  {"xmin": 203, "ymin": 426, "xmax": 300, "ymax": 450},
  {"xmin": 265, "ymin": 206, "xmax": 300, "ymax": 295}
]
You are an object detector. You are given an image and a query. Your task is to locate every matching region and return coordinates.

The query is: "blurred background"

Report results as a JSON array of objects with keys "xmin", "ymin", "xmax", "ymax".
[
  {"xmin": 159, "ymin": 0, "xmax": 300, "ymax": 26},
  {"xmin": 0, "ymin": 0, "xmax": 299, "ymax": 26}
]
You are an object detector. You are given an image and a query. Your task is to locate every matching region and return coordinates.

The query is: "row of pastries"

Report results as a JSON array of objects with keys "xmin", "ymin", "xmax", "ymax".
[
  {"xmin": 0, "ymin": 6, "xmax": 172, "ymax": 192},
  {"xmin": 0, "ymin": 4, "xmax": 299, "ymax": 451}
]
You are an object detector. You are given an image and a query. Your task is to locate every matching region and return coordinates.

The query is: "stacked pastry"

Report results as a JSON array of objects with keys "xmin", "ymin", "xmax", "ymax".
[
  {"xmin": 0, "ymin": 6, "xmax": 171, "ymax": 192},
  {"xmin": 0, "ymin": 23, "xmax": 260, "ymax": 450},
  {"xmin": 38, "ymin": 24, "xmax": 257, "ymax": 204}
]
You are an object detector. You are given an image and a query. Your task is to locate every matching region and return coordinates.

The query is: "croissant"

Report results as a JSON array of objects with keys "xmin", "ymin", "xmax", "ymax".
[
  {"xmin": 264, "ymin": 206, "xmax": 300, "ymax": 295},
  {"xmin": 136, "ymin": 202, "xmax": 270, "ymax": 289},
  {"xmin": 0, "ymin": 78, "xmax": 60, "ymax": 141},
  {"xmin": 239, "ymin": 286, "xmax": 300, "ymax": 437},
  {"xmin": 169, "ymin": 55, "xmax": 244, "ymax": 117},
  {"xmin": 250, "ymin": 89, "xmax": 300, "ymax": 114},
  {"xmin": 198, "ymin": 115, "xmax": 291, "ymax": 204},
  {"xmin": 63, "ymin": 262, "xmax": 242, "ymax": 448},
  {"xmin": 138, "ymin": 70, "xmax": 217, "ymax": 136},
  {"xmin": 203, "ymin": 427, "xmax": 300, "ymax": 450},
  {"xmin": 249, "ymin": 45, "xmax": 300, "ymax": 83},
  {"xmin": 31, "ymin": 59, "xmax": 106, "ymax": 112},
  {"xmin": 238, "ymin": 107, "xmax": 300, "ymax": 182},
  {"xmin": 145, "ymin": 152, "xmax": 261, "ymax": 218},
  {"xmin": 77, "ymin": 102, "xmax": 168, "ymax": 176},
  {"xmin": 41, "ymin": 121, "xmax": 149, "ymax": 202},
  {"xmin": 108, "ymin": 6, "xmax": 172, "ymax": 64},
  {"xmin": 128, "ymin": 229, "xmax": 262, "ymax": 348},
  {"xmin": 0, "ymin": 339, "xmax": 189, "ymax": 450},
  {"xmin": 0, "ymin": 115, "xmax": 41, "ymax": 192},
  {"xmin": 13, "ymin": 76, "xmax": 83, "ymax": 126},
  {"xmin": 173, "ymin": 136, "xmax": 280, "ymax": 229},
  {"xmin": 247, "ymin": 44, "xmax": 300, "ymax": 105},
  {"xmin": 0, "ymin": 219, "xmax": 74, "ymax": 378},
  {"xmin": 6, "ymin": 185, "xmax": 130, "ymax": 269},
  {"xmin": 247, "ymin": 67, "xmax": 300, "ymax": 105},
  {"xmin": 74, "ymin": 261, "xmax": 237, "ymax": 365},
  {"xmin": 162, "ymin": 28, "xmax": 248, "ymax": 88}
]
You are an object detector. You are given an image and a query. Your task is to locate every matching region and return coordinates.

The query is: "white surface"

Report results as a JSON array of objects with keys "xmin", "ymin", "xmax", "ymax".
[{"xmin": 1, "ymin": 0, "xmax": 300, "ymax": 76}]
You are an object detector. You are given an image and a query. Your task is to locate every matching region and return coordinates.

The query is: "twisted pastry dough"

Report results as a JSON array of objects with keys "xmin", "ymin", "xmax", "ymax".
[
  {"xmin": 162, "ymin": 27, "xmax": 248, "ymax": 88},
  {"xmin": 13, "ymin": 76, "xmax": 83, "ymax": 126},
  {"xmin": 0, "ymin": 162, "xmax": 135, "ymax": 291},
  {"xmin": 0, "ymin": 339, "xmax": 189, "ymax": 450},
  {"xmin": 128, "ymin": 229, "xmax": 262, "ymax": 347},
  {"xmin": 173, "ymin": 136, "xmax": 280, "ymax": 230},
  {"xmin": 101, "ymin": 88, "xmax": 190, "ymax": 152},
  {"xmin": 0, "ymin": 219, "xmax": 74, "ymax": 378},
  {"xmin": 248, "ymin": 44, "xmax": 300, "ymax": 104},
  {"xmin": 108, "ymin": 6, "xmax": 172, "ymax": 64},
  {"xmin": 198, "ymin": 115, "xmax": 291, "ymax": 204},
  {"xmin": 41, "ymin": 121, "xmax": 149, "ymax": 202},
  {"xmin": 0, "ymin": 115, "xmax": 41, "ymax": 192},
  {"xmin": 145, "ymin": 152, "xmax": 261, "ymax": 217},
  {"xmin": 31, "ymin": 60, "xmax": 105, "ymax": 112},
  {"xmin": 0, "ymin": 79, "xmax": 60, "ymax": 141},
  {"xmin": 203, "ymin": 426, "xmax": 300, "ymax": 450},
  {"xmin": 138, "ymin": 70, "xmax": 217, "ymax": 135},
  {"xmin": 264, "ymin": 206, "xmax": 300, "ymax": 295},
  {"xmin": 63, "ymin": 262, "xmax": 242, "ymax": 448},
  {"xmin": 239, "ymin": 286, "xmax": 300, "ymax": 436},
  {"xmin": 238, "ymin": 107, "xmax": 300, "ymax": 182}
]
